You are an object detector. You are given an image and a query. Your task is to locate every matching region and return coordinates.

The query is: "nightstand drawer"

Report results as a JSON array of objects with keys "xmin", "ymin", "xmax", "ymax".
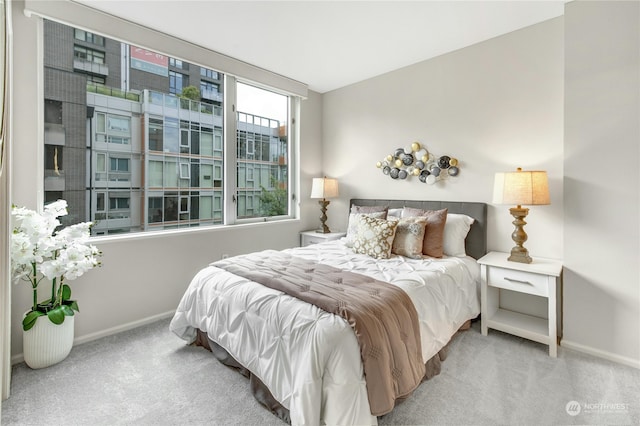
[
  {"xmin": 300, "ymin": 231, "xmax": 346, "ymax": 247},
  {"xmin": 304, "ymin": 235, "xmax": 327, "ymax": 245},
  {"xmin": 487, "ymin": 267, "xmax": 549, "ymax": 297}
]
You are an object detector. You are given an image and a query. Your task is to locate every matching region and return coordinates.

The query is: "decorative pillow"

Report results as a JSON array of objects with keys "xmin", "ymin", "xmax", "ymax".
[
  {"xmin": 392, "ymin": 217, "xmax": 428, "ymax": 259},
  {"xmin": 401, "ymin": 207, "xmax": 448, "ymax": 258},
  {"xmin": 352, "ymin": 215, "xmax": 398, "ymax": 259},
  {"xmin": 443, "ymin": 213, "xmax": 475, "ymax": 257},
  {"xmin": 387, "ymin": 208, "xmax": 403, "ymax": 218},
  {"xmin": 350, "ymin": 205, "xmax": 389, "ymax": 216},
  {"xmin": 345, "ymin": 211, "xmax": 388, "ymax": 247}
]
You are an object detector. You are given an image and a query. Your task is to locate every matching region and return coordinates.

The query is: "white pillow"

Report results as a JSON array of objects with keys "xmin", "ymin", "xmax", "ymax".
[
  {"xmin": 387, "ymin": 208, "xmax": 403, "ymax": 218},
  {"xmin": 443, "ymin": 213, "xmax": 475, "ymax": 257}
]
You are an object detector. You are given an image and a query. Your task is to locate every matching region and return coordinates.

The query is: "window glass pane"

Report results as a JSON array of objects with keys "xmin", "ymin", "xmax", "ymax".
[
  {"xmin": 200, "ymin": 164, "xmax": 213, "ymax": 188},
  {"xmin": 96, "ymin": 154, "xmax": 106, "ymax": 172},
  {"xmin": 200, "ymin": 130, "xmax": 213, "ymax": 156},
  {"xmin": 236, "ymin": 82, "xmax": 289, "ymax": 219},
  {"xmin": 96, "ymin": 113, "xmax": 106, "ymax": 133},
  {"xmin": 164, "ymin": 117, "xmax": 179, "ymax": 153},
  {"xmin": 42, "ymin": 19, "xmax": 297, "ymax": 234},
  {"xmin": 149, "ymin": 118, "xmax": 163, "ymax": 151},
  {"xmin": 42, "ymin": 19, "xmax": 227, "ymax": 234},
  {"xmin": 149, "ymin": 160, "xmax": 163, "ymax": 187},
  {"xmin": 148, "ymin": 197, "xmax": 163, "ymax": 223},
  {"xmin": 44, "ymin": 100, "xmax": 62, "ymax": 124},
  {"xmin": 199, "ymin": 196, "xmax": 213, "ymax": 220},
  {"xmin": 180, "ymin": 162, "xmax": 190, "ymax": 179},
  {"xmin": 164, "ymin": 159, "xmax": 178, "ymax": 187},
  {"xmin": 164, "ymin": 195, "xmax": 178, "ymax": 221},
  {"xmin": 96, "ymin": 193, "xmax": 105, "ymax": 211},
  {"xmin": 214, "ymin": 128, "xmax": 223, "ymax": 156},
  {"xmin": 108, "ymin": 116, "xmax": 130, "ymax": 133},
  {"xmin": 44, "ymin": 145, "xmax": 63, "ymax": 172}
]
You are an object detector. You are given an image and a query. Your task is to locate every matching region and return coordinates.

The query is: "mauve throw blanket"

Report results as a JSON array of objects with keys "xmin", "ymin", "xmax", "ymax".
[{"xmin": 213, "ymin": 250, "xmax": 426, "ymax": 416}]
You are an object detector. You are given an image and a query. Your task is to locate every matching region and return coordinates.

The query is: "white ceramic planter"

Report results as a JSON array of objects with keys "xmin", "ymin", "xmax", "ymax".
[{"xmin": 23, "ymin": 314, "xmax": 74, "ymax": 369}]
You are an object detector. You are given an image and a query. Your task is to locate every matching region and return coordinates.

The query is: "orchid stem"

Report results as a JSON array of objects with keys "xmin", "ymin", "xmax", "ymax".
[{"xmin": 31, "ymin": 263, "xmax": 38, "ymax": 311}]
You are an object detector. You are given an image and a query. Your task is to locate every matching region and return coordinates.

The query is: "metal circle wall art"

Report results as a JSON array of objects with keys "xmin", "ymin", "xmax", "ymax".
[{"xmin": 375, "ymin": 142, "xmax": 461, "ymax": 185}]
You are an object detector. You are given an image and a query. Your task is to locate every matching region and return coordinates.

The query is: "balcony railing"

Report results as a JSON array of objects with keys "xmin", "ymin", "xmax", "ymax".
[
  {"xmin": 74, "ymin": 59, "xmax": 109, "ymax": 76},
  {"xmin": 201, "ymin": 88, "xmax": 223, "ymax": 102},
  {"xmin": 87, "ymin": 83, "xmax": 140, "ymax": 102},
  {"xmin": 146, "ymin": 90, "xmax": 222, "ymax": 117}
]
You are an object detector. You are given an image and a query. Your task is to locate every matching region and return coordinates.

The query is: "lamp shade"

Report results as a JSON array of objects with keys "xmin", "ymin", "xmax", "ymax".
[
  {"xmin": 493, "ymin": 169, "xmax": 550, "ymax": 206},
  {"xmin": 310, "ymin": 177, "xmax": 339, "ymax": 199}
]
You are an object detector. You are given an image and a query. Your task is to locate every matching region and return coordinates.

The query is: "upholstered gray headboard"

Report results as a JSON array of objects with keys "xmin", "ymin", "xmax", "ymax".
[{"xmin": 349, "ymin": 199, "xmax": 488, "ymax": 260}]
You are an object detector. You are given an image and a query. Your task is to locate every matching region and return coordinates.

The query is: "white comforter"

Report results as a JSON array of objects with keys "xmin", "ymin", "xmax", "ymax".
[{"xmin": 170, "ymin": 239, "xmax": 480, "ymax": 426}]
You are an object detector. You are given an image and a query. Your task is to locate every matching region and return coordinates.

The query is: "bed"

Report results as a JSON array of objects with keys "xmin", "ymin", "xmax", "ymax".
[{"xmin": 170, "ymin": 199, "xmax": 487, "ymax": 425}]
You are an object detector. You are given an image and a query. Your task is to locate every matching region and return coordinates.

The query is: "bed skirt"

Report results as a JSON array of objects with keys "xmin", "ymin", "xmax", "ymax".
[{"xmin": 192, "ymin": 319, "xmax": 472, "ymax": 424}]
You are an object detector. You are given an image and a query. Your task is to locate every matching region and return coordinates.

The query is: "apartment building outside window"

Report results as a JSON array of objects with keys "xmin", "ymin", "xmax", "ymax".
[
  {"xmin": 74, "ymin": 29, "xmax": 105, "ymax": 46},
  {"xmin": 200, "ymin": 68, "xmax": 218, "ymax": 80},
  {"xmin": 169, "ymin": 71, "xmax": 188, "ymax": 95},
  {"xmin": 169, "ymin": 57, "xmax": 188, "ymax": 70},
  {"xmin": 42, "ymin": 19, "xmax": 295, "ymax": 236},
  {"xmin": 74, "ymin": 45, "xmax": 105, "ymax": 64}
]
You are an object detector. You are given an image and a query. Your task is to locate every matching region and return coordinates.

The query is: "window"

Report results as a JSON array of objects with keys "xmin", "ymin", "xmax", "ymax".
[
  {"xmin": 41, "ymin": 18, "xmax": 297, "ymax": 235},
  {"xmin": 200, "ymin": 68, "xmax": 219, "ymax": 80},
  {"xmin": 44, "ymin": 145, "xmax": 62, "ymax": 173},
  {"xmin": 179, "ymin": 162, "xmax": 190, "ymax": 179},
  {"xmin": 236, "ymin": 82, "xmax": 289, "ymax": 219},
  {"xmin": 106, "ymin": 192, "xmax": 131, "ymax": 223},
  {"xmin": 74, "ymin": 29, "xmax": 105, "ymax": 46},
  {"xmin": 86, "ymin": 74, "xmax": 106, "ymax": 85},
  {"xmin": 200, "ymin": 81, "xmax": 218, "ymax": 93},
  {"xmin": 96, "ymin": 113, "xmax": 131, "ymax": 145},
  {"xmin": 200, "ymin": 81, "xmax": 220, "ymax": 102},
  {"xmin": 44, "ymin": 100, "xmax": 62, "ymax": 124},
  {"xmin": 95, "ymin": 192, "xmax": 106, "ymax": 220},
  {"xmin": 169, "ymin": 71, "xmax": 188, "ymax": 95},
  {"xmin": 110, "ymin": 157, "xmax": 129, "ymax": 172},
  {"xmin": 169, "ymin": 57, "xmax": 188, "ymax": 70},
  {"xmin": 74, "ymin": 45, "xmax": 105, "ymax": 64},
  {"xmin": 109, "ymin": 195, "xmax": 130, "ymax": 210},
  {"xmin": 148, "ymin": 118, "xmax": 163, "ymax": 151}
]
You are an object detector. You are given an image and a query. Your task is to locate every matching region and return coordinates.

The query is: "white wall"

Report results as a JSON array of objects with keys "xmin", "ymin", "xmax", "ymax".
[
  {"xmin": 8, "ymin": 3, "xmax": 323, "ymax": 358},
  {"xmin": 563, "ymin": 1, "xmax": 640, "ymax": 367},
  {"xmin": 323, "ymin": 3, "xmax": 640, "ymax": 368},
  {"xmin": 323, "ymin": 18, "xmax": 564, "ymax": 260}
]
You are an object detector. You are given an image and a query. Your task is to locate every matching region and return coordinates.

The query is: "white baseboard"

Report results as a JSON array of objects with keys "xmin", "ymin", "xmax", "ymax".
[
  {"xmin": 11, "ymin": 310, "xmax": 175, "ymax": 365},
  {"xmin": 562, "ymin": 339, "xmax": 640, "ymax": 370}
]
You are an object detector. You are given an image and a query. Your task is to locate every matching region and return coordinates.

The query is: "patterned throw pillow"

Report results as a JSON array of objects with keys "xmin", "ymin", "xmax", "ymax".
[
  {"xmin": 345, "ymin": 211, "xmax": 388, "ymax": 247},
  {"xmin": 392, "ymin": 217, "xmax": 428, "ymax": 259},
  {"xmin": 352, "ymin": 215, "xmax": 398, "ymax": 259},
  {"xmin": 402, "ymin": 207, "xmax": 448, "ymax": 258}
]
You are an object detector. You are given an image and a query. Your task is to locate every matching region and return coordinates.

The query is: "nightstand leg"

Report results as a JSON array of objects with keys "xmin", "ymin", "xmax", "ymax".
[
  {"xmin": 480, "ymin": 264, "xmax": 489, "ymax": 336},
  {"xmin": 548, "ymin": 276, "xmax": 557, "ymax": 357}
]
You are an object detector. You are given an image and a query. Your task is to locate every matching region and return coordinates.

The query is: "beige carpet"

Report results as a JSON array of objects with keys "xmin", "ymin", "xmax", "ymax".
[{"xmin": 2, "ymin": 318, "xmax": 639, "ymax": 425}]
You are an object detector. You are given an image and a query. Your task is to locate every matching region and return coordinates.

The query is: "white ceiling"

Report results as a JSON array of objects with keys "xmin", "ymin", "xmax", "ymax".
[{"xmin": 75, "ymin": 1, "xmax": 566, "ymax": 93}]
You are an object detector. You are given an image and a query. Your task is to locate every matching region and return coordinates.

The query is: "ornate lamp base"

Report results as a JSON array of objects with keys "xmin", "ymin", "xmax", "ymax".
[
  {"xmin": 508, "ymin": 206, "xmax": 532, "ymax": 264},
  {"xmin": 317, "ymin": 199, "xmax": 331, "ymax": 233}
]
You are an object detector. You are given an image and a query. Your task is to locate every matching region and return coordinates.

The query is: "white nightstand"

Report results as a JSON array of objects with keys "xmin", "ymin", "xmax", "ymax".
[
  {"xmin": 477, "ymin": 251, "xmax": 563, "ymax": 357},
  {"xmin": 300, "ymin": 230, "xmax": 346, "ymax": 247}
]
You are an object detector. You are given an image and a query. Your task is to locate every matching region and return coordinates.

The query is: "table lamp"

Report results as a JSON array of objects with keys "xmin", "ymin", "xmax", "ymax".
[
  {"xmin": 310, "ymin": 177, "xmax": 339, "ymax": 233},
  {"xmin": 493, "ymin": 168, "xmax": 550, "ymax": 263}
]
